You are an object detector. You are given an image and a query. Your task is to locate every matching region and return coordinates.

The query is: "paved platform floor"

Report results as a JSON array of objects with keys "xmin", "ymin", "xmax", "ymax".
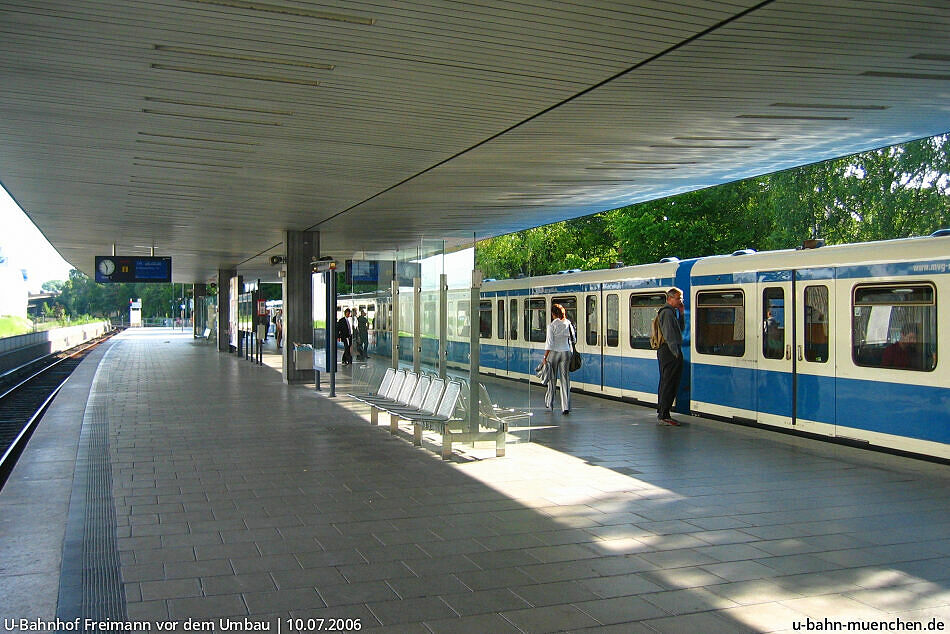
[{"xmin": 2, "ymin": 328, "xmax": 949, "ymax": 632}]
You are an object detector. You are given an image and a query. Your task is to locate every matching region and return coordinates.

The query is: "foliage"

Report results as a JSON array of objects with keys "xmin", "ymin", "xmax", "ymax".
[
  {"xmin": 476, "ymin": 135, "xmax": 950, "ymax": 276},
  {"xmin": 0, "ymin": 314, "xmax": 105, "ymax": 337},
  {"xmin": 476, "ymin": 215, "xmax": 619, "ymax": 279},
  {"xmin": 0, "ymin": 315, "xmax": 35, "ymax": 337},
  {"xmin": 42, "ymin": 271, "xmax": 193, "ymax": 320}
]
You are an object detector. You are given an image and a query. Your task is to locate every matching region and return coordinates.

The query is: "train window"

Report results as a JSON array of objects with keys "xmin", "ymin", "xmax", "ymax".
[
  {"xmin": 606, "ymin": 294, "xmax": 619, "ymax": 347},
  {"xmin": 458, "ymin": 300, "xmax": 470, "ymax": 338},
  {"xmin": 525, "ymin": 298, "xmax": 547, "ymax": 342},
  {"xmin": 852, "ymin": 284, "xmax": 936, "ymax": 371},
  {"xmin": 479, "ymin": 300, "xmax": 492, "ymax": 339},
  {"xmin": 804, "ymin": 286, "xmax": 829, "ymax": 363},
  {"xmin": 497, "ymin": 300, "xmax": 505, "ymax": 340},
  {"xmin": 423, "ymin": 302, "xmax": 437, "ymax": 336},
  {"xmin": 629, "ymin": 293, "xmax": 665, "ymax": 350},
  {"xmin": 762, "ymin": 287, "xmax": 785, "ymax": 359},
  {"xmin": 552, "ymin": 296, "xmax": 577, "ymax": 326},
  {"xmin": 696, "ymin": 290, "xmax": 745, "ymax": 357},
  {"xmin": 586, "ymin": 295, "xmax": 598, "ymax": 346},
  {"xmin": 509, "ymin": 298, "xmax": 518, "ymax": 341}
]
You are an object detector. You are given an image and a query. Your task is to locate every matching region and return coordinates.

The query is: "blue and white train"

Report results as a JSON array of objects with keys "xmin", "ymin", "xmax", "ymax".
[{"xmin": 346, "ymin": 232, "xmax": 950, "ymax": 461}]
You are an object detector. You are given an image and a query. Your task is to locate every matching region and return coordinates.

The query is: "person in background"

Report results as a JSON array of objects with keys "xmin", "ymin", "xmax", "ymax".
[
  {"xmin": 357, "ymin": 308, "xmax": 369, "ymax": 360},
  {"xmin": 656, "ymin": 287, "xmax": 686, "ymax": 426},
  {"xmin": 882, "ymin": 323, "xmax": 919, "ymax": 369},
  {"xmin": 541, "ymin": 303, "xmax": 574, "ymax": 415},
  {"xmin": 337, "ymin": 308, "xmax": 353, "ymax": 365},
  {"xmin": 274, "ymin": 309, "xmax": 283, "ymax": 349}
]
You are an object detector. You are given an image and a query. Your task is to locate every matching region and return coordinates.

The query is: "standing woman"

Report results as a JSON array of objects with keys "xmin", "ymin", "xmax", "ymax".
[{"xmin": 542, "ymin": 303, "xmax": 574, "ymax": 414}]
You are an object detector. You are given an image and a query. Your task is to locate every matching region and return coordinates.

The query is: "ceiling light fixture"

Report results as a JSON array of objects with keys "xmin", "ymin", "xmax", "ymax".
[
  {"xmin": 144, "ymin": 96, "xmax": 294, "ymax": 116},
  {"xmin": 127, "ymin": 190, "xmax": 207, "ymax": 199},
  {"xmin": 151, "ymin": 63, "xmax": 319, "ymax": 86},
  {"xmin": 138, "ymin": 132, "xmax": 258, "ymax": 145},
  {"xmin": 649, "ymin": 144, "xmax": 753, "ymax": 149},
  {"xmin": 129, "ymin": 178, "xmax": 216, "ymax": 190},
  {"xmin": 770, "ymin": 103, "xmax": 887, "ymax": 110},
  {"xmin": 735, "ymin": 115, "xmax": 848, "ymax": 121},
  {"xmin": 862, "ymin": 70, "xmax": 950, "ymax": 81},
  {"xmin": 134, "ymin": 156, "xmax": 243, "ymax": 168},
  {"xmin": 132, "ymin": 162, "xmax": 232, "ymax": 173},
  {"xmin": 142, "ymin": 108, "xmax": 281, "ymax": 126},
  {"xmin": 672, "ymin": 137, "xmax": 777, "ymax": 142},
  {"xmin": 911, "ymin": 53, "xmax": 950, "ymax": 62},
  {"xmin": 586, "ymin": 166, "xmax": 680, "ymax": 170},
  {"xmin": 601, "ymin": 160, "xmax": 699, "ymax": 164},
  {"xmin": 154, "ymin": 45, "xmax": 334, "ymax": 70},
  {"xmin": 186, "ymin": 0, "xmax": 375, "ymax": 25},
  {"xmin": 135, "ymin": 139, "xmax": 254, "ymax": 153}
]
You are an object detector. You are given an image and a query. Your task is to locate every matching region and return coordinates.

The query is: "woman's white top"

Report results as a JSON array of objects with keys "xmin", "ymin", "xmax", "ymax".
[{"xmin": 545, "ymin": 318, "xmax": 574, "ymax": 352}]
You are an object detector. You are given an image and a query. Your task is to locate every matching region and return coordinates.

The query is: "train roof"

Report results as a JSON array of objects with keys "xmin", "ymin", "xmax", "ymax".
[{"xmin": 481, "ymin": 231, "xmax": 949, "ymax": 290}]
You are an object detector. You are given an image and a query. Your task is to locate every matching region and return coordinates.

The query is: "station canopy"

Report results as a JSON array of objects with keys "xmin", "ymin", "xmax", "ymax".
[{"xmin": 1, "ymin": 0, "xmax": 948, "ymax": 282}]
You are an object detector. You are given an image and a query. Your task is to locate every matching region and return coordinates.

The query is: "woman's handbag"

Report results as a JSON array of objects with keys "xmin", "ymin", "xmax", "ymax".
[{"xmin": 569, "ymin": 324, "xmax": 582, "ymax": 372}]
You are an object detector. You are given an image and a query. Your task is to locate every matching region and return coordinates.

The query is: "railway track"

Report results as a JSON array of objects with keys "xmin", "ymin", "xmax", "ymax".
[{"xmin": 0, "ymin": 328, "xmax": 123, "ymax": 489}]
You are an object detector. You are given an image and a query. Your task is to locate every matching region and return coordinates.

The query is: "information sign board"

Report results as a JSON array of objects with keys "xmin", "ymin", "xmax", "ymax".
[{"xmin": 95, "ymin": 256, "xmax": 172, "ymax": 283}]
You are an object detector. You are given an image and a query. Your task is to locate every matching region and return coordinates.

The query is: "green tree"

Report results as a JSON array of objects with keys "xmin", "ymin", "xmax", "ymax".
[
  {"xmin": 763, "ymin": 135, "xmax": 950, "ymax": 249},
  {"xmin": 476, "ymin": 134, "xmax": 950, "ymax": 275},
  {"xmin": 604, "ymin": 178, "xmax": 772, "ymax": 265}
]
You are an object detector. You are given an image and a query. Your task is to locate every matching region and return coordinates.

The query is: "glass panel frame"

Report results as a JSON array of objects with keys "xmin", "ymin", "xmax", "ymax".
[
  {"xmin": 605, "ymin": 293, "xmax": 619, "ymax": 348},
  {"xmin": 852, "ymin": 283, "xmax": 936, "ymax": 372},
  {"xmin": 696, "ymin": 290, "xmax": 745, "ymax": 357},
  {"xmin": 629, "ymin": 292, "xmax": 666, "ymax": 350},
  {"xmin": 762, "ymin": 287, "xmax": 785, "ymax": 360}
]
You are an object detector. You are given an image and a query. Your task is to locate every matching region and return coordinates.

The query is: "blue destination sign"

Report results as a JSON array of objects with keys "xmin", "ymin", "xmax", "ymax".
[{"xmin": 95, "ymin": 256, "xmax": 172, "ymax": 283}]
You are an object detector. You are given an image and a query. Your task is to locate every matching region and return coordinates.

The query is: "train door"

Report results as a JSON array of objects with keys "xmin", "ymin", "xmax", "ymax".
[
  {"xmin": 505, "ymin": 296, "xmax": 520, "ymax": 378},
  {"xmin": 602, "ymin": 290, "xmax": 623, "ymax": 397},
  {"xmin": 795, "ymin": 279, "xmax": 836, "ymax": 436},
  {"xmin": 754, "ymin": 273, "xmax": 836, "ymax": 433},
  {"xmin": 582, "ymin": 290, "xmax": 605, "ymax": 391},
  {"xmin": 524, "ymin": 296, "xmax": 548, "ymax": 376},
  {"xmin": 755, "ymin": 275, "xmax": 794, "ymax": 427}
]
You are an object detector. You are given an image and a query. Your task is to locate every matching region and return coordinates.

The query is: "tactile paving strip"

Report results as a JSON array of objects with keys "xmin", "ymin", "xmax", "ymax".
[{"xmin": 57, "ymin": 347, "xmax": 126, "ymax": 625}]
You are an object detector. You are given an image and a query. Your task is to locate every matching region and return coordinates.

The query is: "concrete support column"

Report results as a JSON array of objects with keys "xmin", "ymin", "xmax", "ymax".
[
  {"xmin": 217, "ymin": 269, "xmax": 236, "ymax": 352},
  {"xmin": 192, "ymin": 283, "xmax": 206, "ymax": 338},
  {"xmin": 282, "ymin": 230, "xmax": 318, "ymax": 384}
]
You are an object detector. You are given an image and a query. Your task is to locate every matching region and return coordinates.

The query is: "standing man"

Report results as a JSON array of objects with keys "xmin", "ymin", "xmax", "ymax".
[
  {"xmin": 357, "ymin": 308, "xmax": 369, "ymax": 360},
  {"xmin": 337, "ymin": 308, "xmax": 353, "ymax": 366},
  {"xmin": 656, "ymin": 287, "xmax": 686, "ymax": 426}
]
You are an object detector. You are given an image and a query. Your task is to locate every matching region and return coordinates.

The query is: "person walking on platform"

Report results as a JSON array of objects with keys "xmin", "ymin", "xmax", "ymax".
[
  {"xmin": 656, "ymin": 287, "xmax": 686, "ymax": 426},
  {"xmin": 541, "ymin": 302, "xmax": 574, "ymax": 415},
  {"xmin": 337, "ymin": 308, "xmax": 353, "ymax": 365},
  {"xmin": 274, "ymin": 309, "xmax": 283, "ymax": 349}
]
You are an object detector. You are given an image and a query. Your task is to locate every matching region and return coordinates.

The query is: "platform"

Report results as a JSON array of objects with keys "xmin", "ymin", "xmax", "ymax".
[{"xmin": 2, "ymin": 327, "xmax": 949, "ymax": 632}]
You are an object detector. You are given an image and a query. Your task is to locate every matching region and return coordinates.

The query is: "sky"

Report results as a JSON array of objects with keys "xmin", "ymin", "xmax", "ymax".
[{"xmin": 0, "ymin": 183, "xmax": 73, "ymax": 292}]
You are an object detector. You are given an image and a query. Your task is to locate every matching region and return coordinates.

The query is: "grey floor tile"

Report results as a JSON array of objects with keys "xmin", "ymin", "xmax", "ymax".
[
  {"xmin": 644, "ymin": 610, "xmax": 758, "ymax": 633},
  {"xmin": 425, "ymin": 613, "xmax": 523, "ymax": 633},
  {"xmin": 386, "ymin": 574, "xmax": 470, "ymax": 599},
  {"xmin": 140, "ymin": 577, "xmax": 202, "ymax": 601},
  {"xmin": 365, "ymin": 596, "xmax": 458, "ymax": 625},
  {"xmin": 642, "ymin": 587, "xmax": 739, "ymax": 615},
  {"xmin": 244, "ymin": 587, "xmax": 326, "ymax": 613},
  {"xmin": 318, "ymin": 580, "xmax": 400, "ymax": 607},
  {"xmin": 511, "ymin": 580, "xmax": 601, "ymax": 607},
  {"xmin": 167, "ymin": 594, "xmax": 248, "ymax": 619},
  {"xmin": 502, "ymin": 604, "xmax": 602, "ymax": 632},
  {"xmin": 441, "ymin": 588, "xmax": 531, "ymax": 616},
  {"xmin": 202, "ymin": 572, "xmax": 277, "ymax": 595}
]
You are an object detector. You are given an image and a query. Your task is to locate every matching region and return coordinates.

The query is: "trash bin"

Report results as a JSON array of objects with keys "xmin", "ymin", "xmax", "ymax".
[{"xmin": 293, "ymin": 343, "xmax": 314, "ymax": 370}]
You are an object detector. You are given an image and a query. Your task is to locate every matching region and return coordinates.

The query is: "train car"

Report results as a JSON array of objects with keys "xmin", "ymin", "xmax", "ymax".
[{"xmin": 341, "ymin": 232, "xmax": 949, "ymax": 460}]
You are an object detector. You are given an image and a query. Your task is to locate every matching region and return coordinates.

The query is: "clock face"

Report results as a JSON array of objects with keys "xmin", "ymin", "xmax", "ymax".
[{"xmin": 98, "ymin": 258, "xmax": 115, "ymax": 276}]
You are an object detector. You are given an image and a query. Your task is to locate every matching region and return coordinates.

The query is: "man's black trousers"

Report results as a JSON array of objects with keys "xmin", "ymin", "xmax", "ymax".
[{"xmin": 656, "ymin": 345, "xmax": 683, "ymax": 418}]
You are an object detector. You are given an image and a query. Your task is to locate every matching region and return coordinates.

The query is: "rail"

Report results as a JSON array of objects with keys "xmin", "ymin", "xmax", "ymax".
[{"xmin": 0, "ymin": 329, "xmax": 121, "ymax": 489}]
